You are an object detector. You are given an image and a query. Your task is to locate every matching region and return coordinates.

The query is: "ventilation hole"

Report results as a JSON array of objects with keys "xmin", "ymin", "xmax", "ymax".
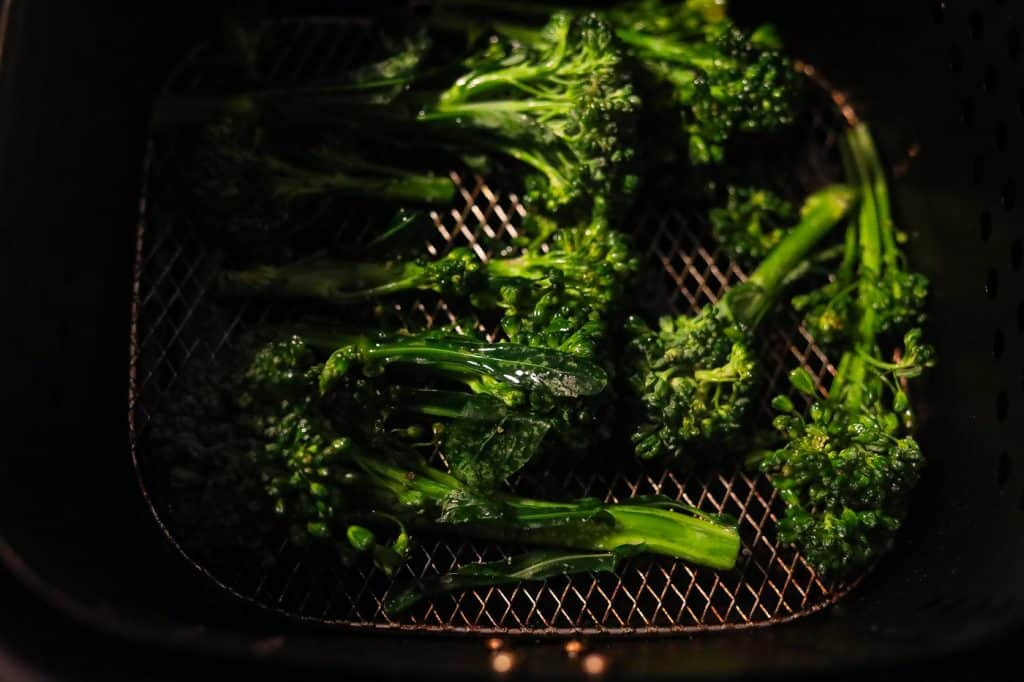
[
  {"xmin": 1010, "ymin": 28, "xmax": 1021, "ymax": 59},
  {"xmin": 980, "ymin": 209, "xmax": 993, "ymax": 241},
  {"xmin": 996, "ymin": 120, "xmax": 1008, "ymax": 151},
  {"xmin": 1003, "ymin": 178, "xmax": 1017, "ymax": 210},
  {"xmin": 984, "ymin": 64, "xmax": 999, "ymax": 92},
  {"xmin": 949, "ymin": 45, "xmax": 964, "ymax": 73},
  {"xmin": 961, "ymin": 97, "xmax": 976, "ymax": 128},
  {"xmin": 997, "ymin": 390, "xmax": 1009, "ymax": 421},
  {"xmin": 1018, "ymin": 300, "xmax": 1024, "ymax": 332},
  {"xmin": 987, "ymin": 269, "xmax": 1000, "ymax": 299},
  {"xmin": 994, "ymin": 329, "xmax": 1005, "ymax": 359},
  {"xmin": 969, "ymin": 9, "xmax": 984, "ymax": 40},
  {"xmin": 1012, "ymin": 240, "xmax": 1022, "ymax": 271},
  {"xmin": 930, "ymin": 0, "xmax": 946, "ymax": 24},
  {"xmin": 999, "ymin": 452, "xmax": 1011, "ymax": 488},
  {"xmin": 973, "ymin": 154, "xmax": 986, "ymax": 184}
]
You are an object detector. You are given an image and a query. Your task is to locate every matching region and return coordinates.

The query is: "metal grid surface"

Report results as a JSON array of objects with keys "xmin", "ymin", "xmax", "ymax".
[{"xmin": 129, "ymin": 17, "xmax": 860, "ymax": 635}]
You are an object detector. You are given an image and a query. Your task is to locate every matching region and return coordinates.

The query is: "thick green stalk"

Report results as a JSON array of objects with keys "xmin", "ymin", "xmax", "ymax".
[
  {"xmin": 422, "ymin": 100, "xmax": 573, "ymax": 118},
  {"xmin": 385, "ymin": 388, "xmax": 510, "ymax": 421},
  {"xmin": 831, "ymin": 124, "xmax": 884, "ymax": 405},
  {"xmin": 854, "ymin": 124, "xmax": 900, "ymax": 270},
  {"xmin": 153, "ymin": 79, "xmax": 422, "ymax": 130},
  {"xmin": 514, "ymin": 503, "xmax": 740, "ymax": 570},
  {"xmin": 723, "ymin": 184, "xmax": 857, "ymax": 329},
  {"xmin": 269, "ymin": 162, "xmax": 454, "ymax": 204},
  {"xmin": 438, "ymin": 22, "xmax": 570, "ymax": 104},
  {"xmin": 220, "ymin": 259, "xmax": 434, "ymax": 304},
  {"xmin": 353, "ymin": 449, "xmax": 739, "ymax": 570},
  {"xmin": 309, "ymin": 333, "xmax": 607, "ymax": 403},
  {"xmin": 484, "ymin": 251, "xmax": 585, "ymax": 280}
]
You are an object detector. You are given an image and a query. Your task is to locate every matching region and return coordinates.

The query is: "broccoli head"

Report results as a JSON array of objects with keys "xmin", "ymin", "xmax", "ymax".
[
  {"xmin": 627, "ymin": 308, "xmax": 756, "ymax": 460},
  {"xmin": 424, "ymin": 11, "xmax": 641, "ymax": 216},
  {"xmin": 761, "ymin": 369, "xmax": 925, "ymax": 574},
  {"xmin": 626, "ymin": 184, "xmax": 856, "ymax": 462},
  {"xmin": 710, "ymin": 185, "xmax": 797, "ymax": 264},
  {"xmin": 609, "ymin": 0, "xmax": 800, "ymax": 164}
]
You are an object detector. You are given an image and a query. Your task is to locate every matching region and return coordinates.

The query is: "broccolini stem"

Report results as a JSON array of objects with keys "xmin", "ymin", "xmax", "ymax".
[
  {"xmin": 847, "ymin": 125, "xmax": 884, "ymax": 279},
  {"xmin": 613, "ymin": 29, "xmax": 724, "ymax": 70},
  {"xmin": 268, "ymin": 160, "xmax": 454, "ymax": 204},
  {"xmin": 515, "ymin": 504, "xmax": 740, "ymax": 570},
  {"xmin": 437, "ymin": 24, "xmax": 570, "ymax": 104},
  {"xmin": 854, "ymin": 124, "xmax": 900, "ymax": 270},
  {"xmin": 423, "ymin": 100, "xmax": 575, "ymax": 118},
  {"xmin": 832, "ymin": 124, "xmax": 886, "ymax": 406},
  {"xmin": 494, "ymin": 146, "xmax": 573, "ymax": 197},
  {"xmin": 220, "ymin": 260, "xmax": 435, "ymax": 304},
  {"xmin": 351, "ymin": 447, "xmax": 740, "ymax": 570},
  {"xmin": 153, "ymin": 77, "xmax": 419, "ymax": 130},
  {"xmin": 385, "ymin": 388, "xmax": 510, "ymax": 421},
  {"xmin": 724, "ymin": 184, "xmax": 857, "ymax": 328},
  {"xmin": 836, "ymin": 222, "xmax": 859, "ymax": 282}
]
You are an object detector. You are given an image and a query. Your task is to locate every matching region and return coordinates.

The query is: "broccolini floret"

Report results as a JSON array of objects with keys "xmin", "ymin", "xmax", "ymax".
[
  {"xmin": 792, "ymin": 125, "xmax": 930, "ymax": 346},
  {"xmin": 710, "ymin": 185, "xmax": 797, "ymax": 263},
  {"xmin": 421, "ymin": 11, "xmax": 641, "ymax": 216},
  {"xmin": 756, "ymin": 124, "xmax": 934, "ymax": 576},
  {"xmin": 606, "ymin": 0, "xmax": 801, "ymax": 164},
  {"xmin": 159, "ymin": 332, "xmax": 741, "ymax": 582},
  {"xmin": 627, "ymin": 184, "xmax": 857, "ymax": 461},
  {"xmin": 220, "ymin": 207, "xmax": 637, "ymax": 360}
]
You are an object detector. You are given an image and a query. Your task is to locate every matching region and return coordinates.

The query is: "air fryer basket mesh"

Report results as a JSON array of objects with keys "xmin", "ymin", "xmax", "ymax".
[{"xmin": 129, "ymin": 16, "xmax": 868, "ymax": 635}]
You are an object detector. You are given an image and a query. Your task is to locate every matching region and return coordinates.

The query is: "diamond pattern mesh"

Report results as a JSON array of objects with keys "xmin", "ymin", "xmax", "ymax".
[{"xmin": 128, "ymin": 17, "xmax": 860, "ymax": 635}]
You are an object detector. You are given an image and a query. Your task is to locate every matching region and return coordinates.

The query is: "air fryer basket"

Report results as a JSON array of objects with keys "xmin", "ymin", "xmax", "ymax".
[
  {"xmin": 3, "ymin": 0, "xmax": 1024, "ymax": 678},
  {"xmin": 130, "ymin": 16, "xmax": 863, "ymax": 635}
]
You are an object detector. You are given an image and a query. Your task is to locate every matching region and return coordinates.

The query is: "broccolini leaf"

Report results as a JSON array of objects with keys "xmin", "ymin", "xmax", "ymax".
[{"xmin": 444, "ymin": 415, "xmax": 553, "ymax": 490}]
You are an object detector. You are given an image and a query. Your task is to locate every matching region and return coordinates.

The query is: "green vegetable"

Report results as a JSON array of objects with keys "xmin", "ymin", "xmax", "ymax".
[
  {"xmin": 385, "ymin": 548, "xmax": 627, "ymax": 615},
  {"xmin": 755, "ymin": 124, "xmax": 934, "ymax": 576},
  {"xmin": 315, "ymin": 329, "xmax": 608, "ymax": 485},
  {"xmin": 163, "ymin": 334, "xmax": 741, "ymax": 581},
  {"xmin": 627, "ymin": 184, "xmax": 857, "ymax": 461},
  {"xmin": 792, "ymin": 126, "xmax": 930, "ymax": 346},
  {"xmin": 421, "ymin": 11, "xmax": 641, "ymax": 216},
  {"xmin": 608, "ymin": 0, "xmax": 800, "ymax": 164},
  {"xmin": 154, "ymin": 32, "xmax": 460, "ymax": 243},
  {"xmin": 710, "ymin": 186, "xmax": 797, "ymax": 263},
  {"xmin": 315, "ymin": 330, "xmax": 608, "ymax": 404},
  {"xmin": 221, "ymin": 207, "xmax": 637, "ymax": 359},
  {"xmin": 185, "ymin": 115, "xmax": 455, "ymax": 241},
  {"xmin": 431, "ymin": 0, "xmax": 800, "ymax": 165}
]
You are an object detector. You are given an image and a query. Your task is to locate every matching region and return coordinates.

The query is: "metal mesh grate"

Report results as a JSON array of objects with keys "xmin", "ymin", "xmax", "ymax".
[{"xmin": 128, "ymin": 17, "xmax": 862, "ymax": 635}]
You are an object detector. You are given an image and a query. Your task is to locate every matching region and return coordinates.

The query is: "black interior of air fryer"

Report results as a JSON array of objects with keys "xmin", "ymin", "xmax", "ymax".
[{"xmin": 1, "ymin": 0, "xmax": 1023, "ymax": 678}]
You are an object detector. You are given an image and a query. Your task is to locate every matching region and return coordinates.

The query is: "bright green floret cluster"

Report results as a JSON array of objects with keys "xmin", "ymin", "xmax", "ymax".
[
  {"xmin": 423, "ymin": 11, "xmax": 641, "ymax": 216},
  {"xmin": 607, "ymin": 0, "xmax": 801, "ymax": 164},
  {"xmin": 757, "ymin": 124, "xmax": 935, "ymax": 576},
  {"xmin": 627, "ymin": 184, "xmax": 857, "ymax": 462},
  {"xmin": 221, "ymin": 208, "xmax": 637, "ymax": 362},
  {"xmin": 152, "ymin": 0, "xmax": 935, "ymax": 609},
  {"xmin": 158, "ymin": 331, "xmax": 741, "ymax": 603}
]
